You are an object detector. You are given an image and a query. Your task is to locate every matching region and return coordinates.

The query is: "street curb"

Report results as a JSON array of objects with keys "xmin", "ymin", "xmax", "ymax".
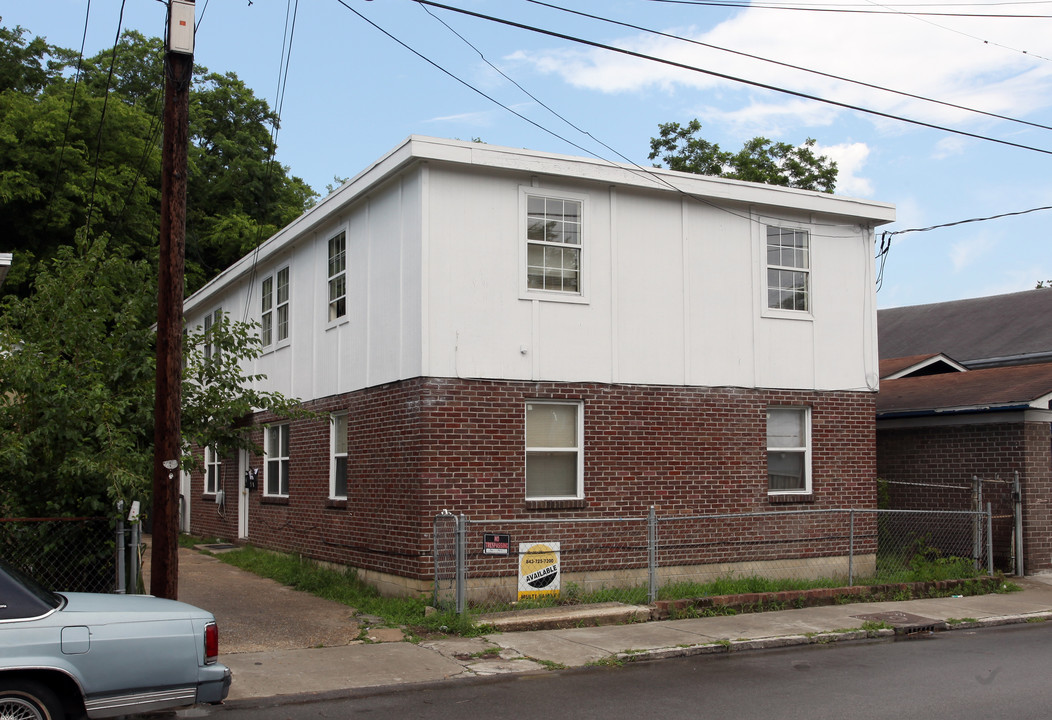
[{"xmin": 612, "ymin": 612, "xmax": 1052, "ymax": 665}]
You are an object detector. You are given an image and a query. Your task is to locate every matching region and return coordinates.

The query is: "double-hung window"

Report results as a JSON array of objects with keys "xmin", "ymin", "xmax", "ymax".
[
  {"xmin": 766, "ymin": 226, "xmax": 809, "ymax": 312},
  {"xmin": 261, "ymin": 266, "xmax": 290, "ymax": 348},
  {"xmin": 767, "ymin": 407, "xmax": 811, "ymax": 494},
  {"xmin": 265, "ymin": 424, "xmax": 290, "ymax": 497},
  {"xmin": 330, "ymin": 413, "xmax": 348, "ymax": 500},
  {"xmin": 327, "ymin": 231, "xmax": 347, "ymax": 322},
  {"xmin": 525, "ymin": 401, "xmax": 583, "ymax": 499},
  {"xmin": 203, "ymin": 307, "xmax": 223, "ymax": 363},
  {"xmin": 204, "ymin": 446, "xmax": 221, "ymax": 495},
  {"xmin": 525, "ymin": 193, "xmax": 582, "ymax": 295}
]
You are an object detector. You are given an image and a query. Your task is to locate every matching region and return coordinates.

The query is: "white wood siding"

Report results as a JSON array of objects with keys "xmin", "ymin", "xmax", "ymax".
[{"xmin": 184, "ymin": 137, "xmax": 890, "ymax": 402}]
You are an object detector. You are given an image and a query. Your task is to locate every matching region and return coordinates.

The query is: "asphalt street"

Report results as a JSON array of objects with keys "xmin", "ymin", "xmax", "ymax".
[{"xmin": 193, "ymin": 622, "xmax": 1052, "ymax": 720}]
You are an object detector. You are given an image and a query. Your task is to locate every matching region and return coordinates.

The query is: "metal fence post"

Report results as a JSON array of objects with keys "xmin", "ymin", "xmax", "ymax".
[
  {"xmin": 1014, "ymin": 471, "xmax": 1024, "ymax": 576},
  {"xmin": 648, "ymin": 506, "xmax": 657, "ymax": 604},
  {"xmin": 848, "ymin": 510, "xmax": 855, "ymax": 586},
  {"xmin": 115, "ymin": 506, "xmax": 126, "ymax": 595},
  {"xmin": 987, "ymin": 502, "xmax": 994, "ymax": 576},
  {"xmin": 130, "ymin": 522, "xmax": 141, "ymax": 594},
  {"xmin": 456, "ymin": 514, "xmax": 467, "ymax": 615},
  {"xmin": 972, "ymin": 476, "xmax": 982, "ymax": 571}
]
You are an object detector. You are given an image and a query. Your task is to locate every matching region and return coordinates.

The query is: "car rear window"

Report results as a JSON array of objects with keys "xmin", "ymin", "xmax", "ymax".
[{"xmin": 0, "ymin": 558, "xmax": 63, "ymax": 620}]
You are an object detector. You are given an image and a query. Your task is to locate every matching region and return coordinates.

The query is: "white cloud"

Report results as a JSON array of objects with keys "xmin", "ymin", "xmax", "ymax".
[
  {"xmin": 509, "ymin": 0, "xmax": 1052, "ymax": 133},
  {"xmin": 815, "ymin": 142, "xmax": 872, "ymax": 197}
]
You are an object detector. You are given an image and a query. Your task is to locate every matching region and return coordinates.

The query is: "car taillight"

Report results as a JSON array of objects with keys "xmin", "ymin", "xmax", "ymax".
[{"xmin": 204, "ymin": 622, "xmax": 219, "ymax": 665}]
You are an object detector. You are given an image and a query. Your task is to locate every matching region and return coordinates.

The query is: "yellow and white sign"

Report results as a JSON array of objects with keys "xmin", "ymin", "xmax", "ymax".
[{"xmin": 518, "ymin": 542, "xmax": 560, "ymax": 600}]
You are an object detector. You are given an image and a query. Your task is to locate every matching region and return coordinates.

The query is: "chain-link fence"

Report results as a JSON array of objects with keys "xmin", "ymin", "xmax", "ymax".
[
  {"xmin": 882, "ymin": 474, "xmax": 1019, "ymax": 573},
  {"xmin": 0, "ymin": 516, "xmax": 117, "ymax": 593},
  {"xmin": 435, "ymin": 507, "xmax": 993, "ymax": 615}
]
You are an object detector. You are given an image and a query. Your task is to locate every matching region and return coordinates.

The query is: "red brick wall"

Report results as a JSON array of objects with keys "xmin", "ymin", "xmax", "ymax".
[
  {"xmin": 189, "ymin": 378, "xmax": 877, "ymax": 582},
  {"xmin": 877, "ymin": 420, "xmax": 1052, "ymax": 572}
]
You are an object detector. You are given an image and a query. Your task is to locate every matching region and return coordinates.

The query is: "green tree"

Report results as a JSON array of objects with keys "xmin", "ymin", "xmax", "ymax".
[
  {"xmin": 0, "ymin": 25, "xmax": 317, "ymax": 298},
  {"xmin": 648, "ymin": 119, "xmax": 839, "ymax": 193},
  {"xmin": 0, "ymin": 240, "xmax": 304, "ymax": 519}
]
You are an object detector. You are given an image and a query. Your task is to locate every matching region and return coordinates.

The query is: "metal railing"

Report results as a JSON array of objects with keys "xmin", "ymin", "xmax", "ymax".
[{"xmin": 434, "ymin": 507, "xmax": 993, "ymax": 615}]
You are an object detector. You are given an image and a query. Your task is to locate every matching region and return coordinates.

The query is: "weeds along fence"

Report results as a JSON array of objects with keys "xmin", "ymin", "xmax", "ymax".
[{"xmin": 434, "ymin": 507, "xmax": 994, "ymax": 615}]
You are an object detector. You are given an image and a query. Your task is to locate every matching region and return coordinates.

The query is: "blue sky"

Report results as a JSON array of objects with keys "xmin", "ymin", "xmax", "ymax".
[{"xmin": 6, "ymin": 0, "xmax": 1051, "ymax": 308}]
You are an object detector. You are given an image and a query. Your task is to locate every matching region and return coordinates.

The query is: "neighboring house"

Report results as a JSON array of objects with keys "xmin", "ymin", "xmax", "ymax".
[
  {"xmin": 0, "ymin": 253, "xmax": 11, "ymax": 289},
  {"xmin": 183, "ymin": 136, "xmax": 895, "ymax": 596},
  {"xmin": 877, "ymin": 291, "xmax": 1052, "ymax": 573}
]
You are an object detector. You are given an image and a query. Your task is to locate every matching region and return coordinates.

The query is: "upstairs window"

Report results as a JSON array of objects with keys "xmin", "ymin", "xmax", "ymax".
[
  {"xmin": 261, "ymin": 266, "xmax": 290, "ymax": 348},
  {"xmin": 766, "ymin": 226, "xmax": 809, "ymax": 312},
  {"xmin": 526, "ymin": 195, "xmax": 582, "ymax": 294},
  {"xmin": 203, "ymin": 307, "xmax": 223, "ymax": 363},
  {"xmin": 767, "ymin": 407, "xmax": 811, "ymax": 494},
  {"xmin": 327, "ymin": 231, "xmax": 347, "ymax": 322},
  {"xmin": 265, "ymin": 424, "xmax": 290, "ymax": 497}
]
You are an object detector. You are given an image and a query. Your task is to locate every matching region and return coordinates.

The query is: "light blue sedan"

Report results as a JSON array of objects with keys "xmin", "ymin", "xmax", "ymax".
[{"xmin": 0, "ymin": 558, "xmax": 231, "ymax": 719}]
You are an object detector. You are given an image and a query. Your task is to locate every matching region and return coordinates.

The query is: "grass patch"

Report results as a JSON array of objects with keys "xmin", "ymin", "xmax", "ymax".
[{"xmin": 205, "ymin": 543, "xmax": 485, "ymax": 636}]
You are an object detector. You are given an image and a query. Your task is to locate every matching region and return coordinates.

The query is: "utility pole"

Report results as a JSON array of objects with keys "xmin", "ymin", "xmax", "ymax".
[{"xmin": 151, "ymin": 0, "xmax": 195, "ymax": 600}]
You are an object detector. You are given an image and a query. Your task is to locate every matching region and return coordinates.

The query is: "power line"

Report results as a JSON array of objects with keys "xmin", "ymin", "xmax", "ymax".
[
  {"xmin": 526, "ymin": 0, "xmax": 1052, "ymax": 133},
  {"xmin": 883, "ymin": 204, "xmax": 1052, "ymax": 236},
  {"xmin": 640, "ymin": 0, "xmax": 1052, "ymax": 16},
  {"xmin": 412, "ymin": 0, "xmax": 1052, "ymax": 156}
]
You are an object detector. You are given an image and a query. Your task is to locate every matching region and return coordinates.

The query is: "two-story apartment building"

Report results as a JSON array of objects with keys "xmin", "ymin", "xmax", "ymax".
[{"xmin": 182, "ymin": 136, "xmax": 895, "ymax": 595}]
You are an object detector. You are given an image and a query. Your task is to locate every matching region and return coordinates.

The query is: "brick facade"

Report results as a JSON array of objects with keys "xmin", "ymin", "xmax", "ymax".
[
  {"xmin": 877, "ymin": 420, "xmax": 1052, "ymax": 572},
  {"xmin": 188, "ymin": 378, "xmax": 877, "ymax": 588}
]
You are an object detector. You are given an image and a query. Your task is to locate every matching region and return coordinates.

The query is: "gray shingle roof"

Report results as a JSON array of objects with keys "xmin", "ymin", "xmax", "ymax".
[{"xmin": 878, "ymin": 289, "xmax": 1052, "ymax": 368}]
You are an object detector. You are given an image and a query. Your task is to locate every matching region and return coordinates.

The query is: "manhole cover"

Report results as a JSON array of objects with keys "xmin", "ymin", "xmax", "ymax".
[{"xmin": 197, "ymin": 543, "xmax": 237, "ymax": 552}]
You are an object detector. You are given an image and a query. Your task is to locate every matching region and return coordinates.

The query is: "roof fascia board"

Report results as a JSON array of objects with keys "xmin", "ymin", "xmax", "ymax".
[{"xmin": 876, "ymin": 408, "xmax": 1043, "ymax": 429}]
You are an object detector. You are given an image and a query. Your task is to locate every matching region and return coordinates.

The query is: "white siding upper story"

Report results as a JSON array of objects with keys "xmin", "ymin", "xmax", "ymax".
[{"xmin": 183, "ymin": 136, "xmax": 895, "ymax": 402}]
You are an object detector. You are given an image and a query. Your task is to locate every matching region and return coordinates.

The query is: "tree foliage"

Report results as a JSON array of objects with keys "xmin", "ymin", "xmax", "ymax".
[
  {"xmin": 0, "ymin": 23, "xmax": 316, "ymax": 519},
  {"xmin": 0, "ymin": 25, "xmax": 317, "ymax": 298},
  {"xmin": 648, "ymin": 119, "xmax": 839, "ymax": 193},
  {"xmin": 0, "ymin": 242, "xmax": 305, "ymax": 518}
]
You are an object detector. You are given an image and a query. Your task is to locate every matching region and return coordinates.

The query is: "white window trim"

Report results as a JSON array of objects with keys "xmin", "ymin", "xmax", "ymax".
[
  {"xmin": 202, "ymin": 306, "xmax": 223, "ymax": 362},
  {"xmin": 525, "ymin": 400, "xmax": 585, "ymax": 501},
  {"xmin": 264, "ymin": 424, "xmax": 290, "ymax": 498},
  {"xmin": 518, "ymin": 186, "xmax": 589, "ymax": 305},
  {"xmin": 758, "ymin": 217, "xmax": 814, "ymax": 322},
  {"xmin": 326, "ymin": 229, "xmax": 348, "ymax": 326},
  {"xmin": 204, "ymin": 445, "xmax": 221, "ymax": 495},
  {"xmin": 766, "ymin": 406, "xmax": 812, "ymax": 495},
  {"xmin": 330, "ymin": 412, "xmax": 348, "ymax": 500},
  {"xmin": 260, "ymin": 264, "xmax": 291, "ymax": 351}
]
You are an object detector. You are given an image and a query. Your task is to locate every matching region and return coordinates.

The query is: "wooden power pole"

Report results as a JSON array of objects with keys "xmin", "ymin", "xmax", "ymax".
[{"xmin": 151, "ymin": 0, "xmax": 195, "ymax": 600}]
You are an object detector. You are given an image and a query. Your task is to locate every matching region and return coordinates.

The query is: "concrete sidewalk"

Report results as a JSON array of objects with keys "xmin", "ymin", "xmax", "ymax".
[{"xmin": 166, "ymin": 547, "xmax": 1052, "ymax": 709}]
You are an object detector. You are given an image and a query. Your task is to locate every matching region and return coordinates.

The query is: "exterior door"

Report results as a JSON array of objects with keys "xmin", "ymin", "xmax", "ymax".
[
  {"xmin": 237, "ymin": 449, "xmax": 249, "ymax": 539},
  {"xmin": 178, "ymin": 469, "xmax": 191, "ymax": 533}
]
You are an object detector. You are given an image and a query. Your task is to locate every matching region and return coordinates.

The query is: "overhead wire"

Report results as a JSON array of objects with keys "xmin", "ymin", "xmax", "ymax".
[
  {"xmin": 411, "ymin": 0, "xmax": 1052, "ymax": 156},
  {"xmin": 83, "ymin": 0, "xmax": 130, "ymax": 243},
  {"xmin": 242, "ymin": 0, "xmax": 301, "ymax": 324},
  {"xmin": 43, "ymin": 0, "xmax": 93, "ymax": 233},
  {"xmin": 525, "ymin": 0, "xmax": 1052, "ymax": 133}
]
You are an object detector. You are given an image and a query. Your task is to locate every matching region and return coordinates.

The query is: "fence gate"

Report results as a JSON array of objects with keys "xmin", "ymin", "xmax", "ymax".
[{"xmin": 433, "ymin": 511, "xmax": 463, "ymax": 613}]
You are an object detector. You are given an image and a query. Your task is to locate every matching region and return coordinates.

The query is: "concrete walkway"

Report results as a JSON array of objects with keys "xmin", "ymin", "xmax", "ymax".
[{"xmin": 164, "ymin": 547, "xmax": 1052, "ymax": 709}]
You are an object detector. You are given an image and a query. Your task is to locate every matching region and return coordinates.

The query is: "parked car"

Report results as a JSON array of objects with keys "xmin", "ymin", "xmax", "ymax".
[{"xmin": 0, "ymin": 557, "xmax": 231, "ymax": 719}]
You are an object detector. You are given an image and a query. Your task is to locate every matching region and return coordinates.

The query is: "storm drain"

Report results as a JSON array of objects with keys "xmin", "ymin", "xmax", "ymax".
[{"xmin": 852, "ymin": 611, "xmax": 943, "ymax": 638}]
